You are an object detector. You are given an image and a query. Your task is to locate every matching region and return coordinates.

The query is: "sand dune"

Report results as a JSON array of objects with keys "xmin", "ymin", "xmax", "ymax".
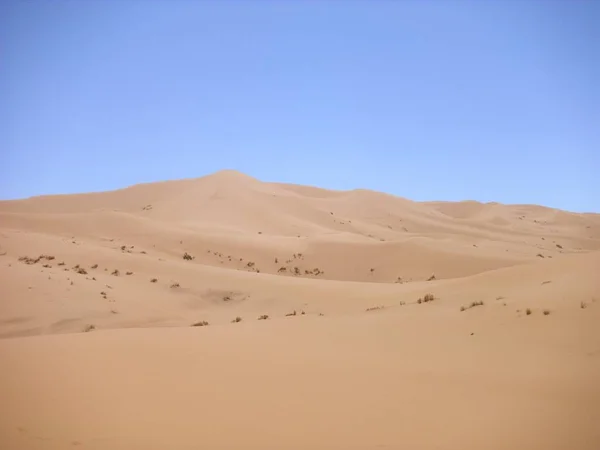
[{"xmin": 1, "ymin": 170, "xmax": 599, "ymax": 449}]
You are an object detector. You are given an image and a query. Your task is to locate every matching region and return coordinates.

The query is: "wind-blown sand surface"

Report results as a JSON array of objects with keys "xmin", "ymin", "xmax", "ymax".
[{"xmin": 1, "ymin": 170, "xmax": 599, "ymax": 449}]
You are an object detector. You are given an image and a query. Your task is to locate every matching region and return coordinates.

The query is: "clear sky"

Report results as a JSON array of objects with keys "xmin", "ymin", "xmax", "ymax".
[{"xmin": 1, "ymin": 1, "xmax": 598, "ymax": 212}]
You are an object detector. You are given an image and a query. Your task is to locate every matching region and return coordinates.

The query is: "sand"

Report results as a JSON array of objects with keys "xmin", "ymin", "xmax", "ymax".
[{"xmin": 1, "ymin": 169, "xmax": 599, "ymax": 449}]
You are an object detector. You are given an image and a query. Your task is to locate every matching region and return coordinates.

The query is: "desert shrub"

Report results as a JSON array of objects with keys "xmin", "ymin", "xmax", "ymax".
[
  {"xmin": 232, "ymin": 316, "xmax": 242, "ymax": 323},
  {"xmin": 258, "ymin": 314, "xmax": 269, "ymax": 320},
  {"xmin": 423, "ymin": 293, "xmax": 435, "ymax": 303},
  {"xmin": 192, "ymin": 321, "xmax": 209, "ymax": 327},
  {"xmin": 366, "ymin": 306, "xmax": 383, "ymax": 311}
]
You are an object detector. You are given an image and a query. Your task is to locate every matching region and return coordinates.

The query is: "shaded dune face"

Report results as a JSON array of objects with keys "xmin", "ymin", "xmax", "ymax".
[{"xmin": 1, "ymin": 170, "xmax": 599, "ymax": 450}]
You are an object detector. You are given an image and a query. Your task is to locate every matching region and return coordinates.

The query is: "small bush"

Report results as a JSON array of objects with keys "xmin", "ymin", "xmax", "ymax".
[
  {"xmin": 170, "ymin": 282, "xmax": 180, "ymax": 288},
  {"xmin": 580, "ymin": 301, "xmax": 587, "ymax": 309},
  {"xmin": 183, "ymin": 252, "xmax": 194, "ymax": 261},
  {"xmin": 192, "ymin": 321, "xmax": 209, "ymax": 327},
  {"xmin": 126, "ymin": 271, "xmax": 133, "ymax": 275},
  {"xmin": 366, "ymin": 306, "xmax": 383, "ymax": 311},
  {"xmin": 83, "ymin": 324, "xmax": 95, "ymax": 332},
  {"xmin": 423, "ymin": 293, "xmax": 435, "ymax": 303},
  {"xmin": 427, "ymin": 274, "xmax": 436, "ymax": 281},
  {"xmin": 526, "ymin": 308, "xmax": 532, "ymax": 315},
  {"xmin": 399, "ymin": 301, "xmax": 406, "ymax": 306},
  {"xmin": 91, "ymin": 264, "xmax": 98, "ymax": 269},
  {"xmin": 111, "ymin": 269, "xmax": 120, "ymax": 276},
  {"xmin": 258, "ymin": 314, "xmax": 269, "ymax": 320},
  {"xmin": 285, "ymin": 310, "xmax": 297, "ymax": 317},
  {"xmin": 76, "ymin": 267, "xmax": 87, "ymax": 275},
  {"xmin": 460, "ymin": 301, "xmax": 483, "ymax": 311},
  {"xmin": 150, "ymin": 278, "xmax": 158, "ymax": 283},
  {"xmin": 232, "ymin": 316, "xmax": 242, "ymax": 323},
  {"xmin": 543, "ymin": 310, "xmax": 550, "ymax": 315}
]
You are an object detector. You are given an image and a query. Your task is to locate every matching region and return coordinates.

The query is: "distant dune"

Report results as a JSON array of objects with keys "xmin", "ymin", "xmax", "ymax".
[{"xmin": 1, "ymin": 170, "xmax": 599, "ymax": 449}]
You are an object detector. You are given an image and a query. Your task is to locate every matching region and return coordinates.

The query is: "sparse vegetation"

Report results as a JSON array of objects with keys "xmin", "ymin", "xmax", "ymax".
[
  {"xmin": 192, "ymin": 321, "xmax": 209, "ymax": 327},
  {"xmin": 556, "ymin": 244, "xmax": 563, "ymax": 249},
  {"xmin": 111, "ymin": 269, "xmax": 120, "ymax": 276},
  {"xmin": 399, "ymin": 301, "xmax": 406, "ymax": 306},
  {"xmin": 150, "ymin": 278, "xmax": 158, "ymax": 283},
  {"xmin": 460, "ymin": 300, "xmax": 484, "ymax": 311},
  {"xmin": 83, "ymin": 324, "xmax": 95, "ymax": 332},
  {"xmin": 285, "ymin": 310, "xmax": 297, "ymax": 317},
  {"xmin": 170, "ymin": 282, "xmax": 180, "ymax": 288},
  {"xmin": 526, "ymin": 308, "xmax": 532, "ymax": 315},
  {"xmin": 541, "ymin": 280, "xmax": 551, "ymax": 285},
  {"xmin": 91, "ymin": 264, "xmax": 98, "ymax": 269},
  {"xmin": 543, "ymin": 310, "xmax": 550, "ymax": 315},
  {"xmin": 427, "ymin": 274, "xmax": 436, "ymax": 281},
  {"xmin": 258, "ymin": 314, "xmax": 269, "ymax": 320},
  {"xmin": 58, "ymin": 261, "xmax": 65, "ymax": 266},
  {"xmin": 417, "ymin": 293, "xmax": 435, "ymax": 304},
  {"xmin": 183, "ymin": 252, "xmax": 194, "ymax": 261},
  {"xmin": 366, "ymin": 306, "xmax": 384, "ymax": 311},
  {"xmin": 126, "ymin": 271, "xmax": 133, "ymax": 275},
  {"xmin": 232, "ymin": 316, "xmax": 242, "ymax": 323},
  {"xmin": 76, "ymin": 267, "xmax": 88, "ymax": 275},
  {"xmin": 19, "ymin": 254, "xmax": 55, "ymax": 265},
  {"xmin": 536, "ymin": 253, "xmax": 545, "ymax": 258},
  {"xmin": 581, "ymin": 301, "xmax": 587, "ymax": 309}
]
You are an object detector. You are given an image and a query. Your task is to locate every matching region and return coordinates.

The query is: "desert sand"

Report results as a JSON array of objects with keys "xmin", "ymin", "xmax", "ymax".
[{"xmin": 1, "ymin": 169, "xmax": 599, "ymax": 449}]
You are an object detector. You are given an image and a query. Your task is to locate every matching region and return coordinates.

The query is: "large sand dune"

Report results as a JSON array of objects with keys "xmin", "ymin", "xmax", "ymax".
[{"xmin": 1, "ymin": 170, "xmax": 599, "ymax": 449}]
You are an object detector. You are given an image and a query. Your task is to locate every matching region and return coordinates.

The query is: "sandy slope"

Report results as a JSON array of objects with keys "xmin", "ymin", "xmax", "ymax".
[{"xmin": 1, "ymin": 170, "xmax": 599, "ymax": 449}]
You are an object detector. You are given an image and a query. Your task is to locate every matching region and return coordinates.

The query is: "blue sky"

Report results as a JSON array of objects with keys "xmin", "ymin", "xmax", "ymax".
[{"xmin": 1, "ymin": 1, "xmax": 598, "ymax": 212}]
